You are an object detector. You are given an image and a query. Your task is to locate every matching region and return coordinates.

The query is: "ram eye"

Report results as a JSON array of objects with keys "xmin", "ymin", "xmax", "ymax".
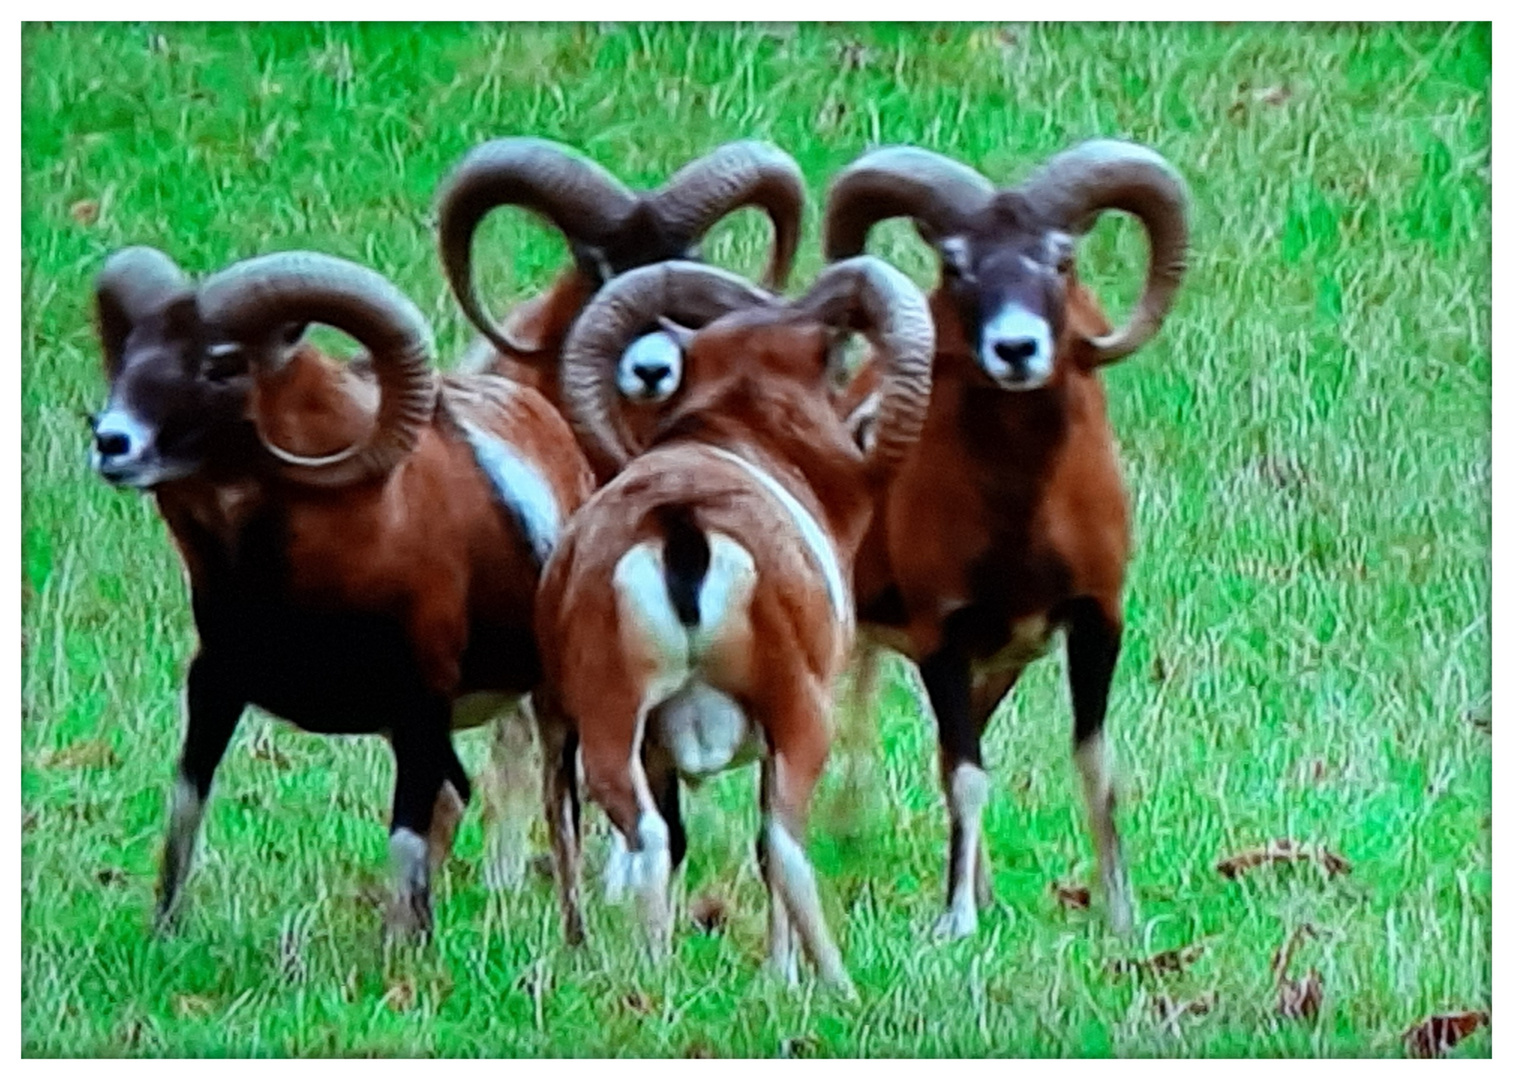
[{"xmin": 201, "ymin": 342, "xmax": 244, "ymax": 383}]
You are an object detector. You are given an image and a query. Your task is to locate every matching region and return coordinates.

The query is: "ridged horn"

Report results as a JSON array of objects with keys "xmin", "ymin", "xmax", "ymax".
[
  {"xmin": 822, "ymin": 146, "xmax": 997, "ymax": 259},
  {"xmin": 197, "ymin": 251, "xmax": 437, "ymax": 488},
  {"xmin": 436, "ymin": 137, "xmax": 638, "ymax": 356},
  {"xmin": 791, "ymin": 255, "xmax": 935, "ymax": 479},
  {"xmin": 95, "ymin": 246, "xmax": 192, "ymax": 372},
  {"xmin": 1017, "ymin": 139, "xmax": 1190, "ymax": 363},
  {"xmin": 560, "ymin": 260, "xmax": 773, "ymax": 478},
  {"xmin": 648, "ymin": 140, "xmax": 807, "ymax": 290}
]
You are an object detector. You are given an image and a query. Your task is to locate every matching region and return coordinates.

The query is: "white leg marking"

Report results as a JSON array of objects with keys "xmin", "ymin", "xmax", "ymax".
[
  {"xmin": 764, "ymin": 817, "xmax": 853, "ymax": 994},
  {"xmin": 387, "ymin": 827, "xmax": 431, "ymax": 934},
  {"xmin": 1075, "ymin": 733, "xmax": 1133, "ymax": 934},
  {"xmin": 602, "ymin": 828, "xmax": 633, "ymax": 904},
  {"xmin": 935, "ymin": 763, "xmax": 990, "ymax": 940},
  {"xmin": 766, "ymin": 887, "xmax": 799, "ymax": 986},
  {"xmin": 158, "ymin": 775, "xmax": 206, "ymax": 921},
  {"xmin": 627, "ymin": 809, "xmax": 673, "ymax": 959}
]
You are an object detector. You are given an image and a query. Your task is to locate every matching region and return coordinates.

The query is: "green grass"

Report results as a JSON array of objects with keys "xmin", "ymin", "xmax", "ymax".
[{"xmin": 21, "ymin": 21, "xmax": 1490, "ymax": 1057}]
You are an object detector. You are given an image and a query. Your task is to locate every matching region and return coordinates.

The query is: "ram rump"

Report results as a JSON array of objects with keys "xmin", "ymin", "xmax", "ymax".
[{"xmin": 531, "ymin": 256, "xmax": 935, "ymax": 992}]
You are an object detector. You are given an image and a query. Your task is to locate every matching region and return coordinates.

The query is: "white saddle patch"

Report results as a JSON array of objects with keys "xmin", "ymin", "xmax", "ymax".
[{"xmin": 459, "ymin": 418, "xmax": 561, "ymax": 564}]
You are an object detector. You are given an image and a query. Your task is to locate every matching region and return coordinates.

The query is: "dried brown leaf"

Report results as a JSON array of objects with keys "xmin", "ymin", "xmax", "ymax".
[
  {"xmin": 69, "ymin": 199, "xmax": 100, "ymax": 226},
  {"xmin": 1109, "ymin": 941, "xmax": 1206, "ymax": 980},
  {"xmin": 1153, "ymin": 991, "xmax": 1217, "ymax": 1030},
  {"xmin": 382, "ymin": 978, "xmax": 416, "ymax": 1013},
  {"xmin": 173, "ymin": 993, "xmax": 215, "ymax": 1019},
  {"xmin": 41, "ymin": 739, "xmax": 118, "ymax": 770},
  {"xmin": 1051, "ymin": 880, "xmax": 1091, "ymax": 909},
  {"xmin": 248, "ymin": 729, "xmax": 291, "ymax": 768},
  {"xmin": 1216, "ymin": 838, "xmax": 1350, "ymax": 879},
  {"xmin": 1278, "ymin": 970, "xmax": 1323, "ymax": 1020},
  {"xmin": 1403, "ymin": 1010, "xmax": 1489, "ymax": 1058},
  {"xmin": 621, "ymin": 989, "xmax": 656, "ymax": 1015},
  {"xmin": 689, "ymin": 892, "xmax": 729, "ymax": 934}
]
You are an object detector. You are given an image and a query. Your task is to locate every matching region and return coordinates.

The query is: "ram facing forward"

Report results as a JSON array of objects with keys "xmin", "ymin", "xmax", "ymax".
[
  {"xmin": 89, "ymin": 247, "xmax": 594, "ymax": 935},
  {"xmin": 825, "ymin": 139, "xmax": 1191, "ymax": 938},
  {"xmin": 438, "ymin": 137, "xmax": 805, "ymax": 472},
  {"xmin": 530, "ymin": 257, "xmax": 935, "ymax": 992}
]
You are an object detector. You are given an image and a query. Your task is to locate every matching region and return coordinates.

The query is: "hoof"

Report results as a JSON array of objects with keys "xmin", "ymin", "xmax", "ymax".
[{"xmin": 933, "ymin": 907, "xmax": 978, "ymax": 941}]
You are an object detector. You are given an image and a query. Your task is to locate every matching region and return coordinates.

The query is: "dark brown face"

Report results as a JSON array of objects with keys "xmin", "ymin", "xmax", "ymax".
[
  {"xmin": 91, "ymin": 297, "xmax": 253, "ymax": 488},
  {"xmin": 931, "ymin": 195, "xmax": 1075, "ymax": 391}
]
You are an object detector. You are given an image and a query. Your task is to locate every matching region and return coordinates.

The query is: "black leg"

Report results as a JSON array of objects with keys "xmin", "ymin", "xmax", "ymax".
[
  {"xmin": 386, "ymin": 699, "xmax": 463, "ymax": 937},
  {"xmin": 156, "ymin": 651, "xmax": 243, "ymax": 930},
  {"xmin": 646, "ymin": 754, "xmax": 687, "ymax": 873},
  {"xmin": 536, "ymin": 698, "xmax": 584, "ymax": 945},
  {"xmin": 919, "ymin": 634, "xmax": 991, "ymax": 938},
  {"xmin": 1064, "ymin": 597, "xmax": 1133, "ymax": 934}
]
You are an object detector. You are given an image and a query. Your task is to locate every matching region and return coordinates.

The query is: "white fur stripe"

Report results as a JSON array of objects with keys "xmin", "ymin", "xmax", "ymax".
[
  {"xmin": 459, "ymin": 420, "xmax": 561, "ymax": 564},
  {"xmin": 703, "ymin": 445, "xmax": 850, "ymax": 629}
]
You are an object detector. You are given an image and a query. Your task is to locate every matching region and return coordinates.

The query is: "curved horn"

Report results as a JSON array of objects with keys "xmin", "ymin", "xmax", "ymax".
[
  {"xmin": 822, "ymin": 146, "xmax": 997, "ymax": 260},
  {"xmin": 95, "ymin": 246, "xmax": 192, "ymax": 371},
  {"xmin": 648, "ymin": 140, "xmax": 807, "ymax": 290},
  {"xmin": 1017, "ymin": 139, "xmax": 1190, "ymax": 363},
  {"xmin": 792, "ymin": 255, "xmax": 935, "ymax": 480},
  {"xmin": 561, "ymin": 260, "xmax": 774, "ymax": 478},
  {"xmin": 435, "ymin": 137, "xmax": 638, "ymax": 356},
  {"xmin": 197, "ymin": 251, "xmax": 437, "ymax": 488}
]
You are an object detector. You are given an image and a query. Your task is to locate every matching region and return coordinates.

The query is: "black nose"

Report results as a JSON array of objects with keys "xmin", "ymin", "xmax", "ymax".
[
  {"xmin": 634, "ymin": 363, "xmax": 671, "ymax": 389},
  {"xmin": 992, "ymin": 337, "xmax": 1038, "ymax": 365},
  {"xmin": 95, "ymin": 430, "xmax": 130, "ymax": 457}
]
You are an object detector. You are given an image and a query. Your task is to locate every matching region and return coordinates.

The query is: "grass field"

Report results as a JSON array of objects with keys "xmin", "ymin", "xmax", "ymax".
[{"xmin": 19, "ymin": 22, "xmax": 1491, "ymax": 1057}]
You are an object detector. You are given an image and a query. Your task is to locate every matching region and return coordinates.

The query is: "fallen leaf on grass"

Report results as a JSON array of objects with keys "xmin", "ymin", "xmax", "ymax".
[
  {"xmin": 1109, "ymin": 941, "xmax": 1206, "ymax": 980},
  {"xmin": 1272, "ymin": 924, "xmax": 1323, "ymax": 1021},
  {"xmin": 1153, "ymin": 991, "xmax": 1216, "ymax": 1031},
  {"xmin": 1216, "ymin": 838, "xmax": 1350, "ymax": 879},
  {"xmin": 621, "ymin": 990, "xmax": 656, "ymax": 1015},
  {"xmin": 1051, "ymin": 881, "xmax": 1091, "ymax": 909},
  {"xmin": 1255, "ymin": 84, "xmax": 1292, "ymax": 106},
  {"xmin": 382, "ymin": 978, "xmax": 416, "ymax": 1013},
  {"xmin": 683, "ymin": 1041, "xmax": 716, "ymax": 1058},
  {"xmin": 689, "ymin": 892, "xmax": 730, "ymax": 934},
  {"xmin": 173, "ymin": 994, "xmax": 216, "ymax": 1019},
  {"xmin": 41, "ymin": 739, "xmax": 118, "ymax": 770},
  {"xmin": 248, "ymin": 729, "xmax": 292, "ymax": 768},
  {"xmin": 69, "ymin": 199, "xmax": 100, "ymax": 226},
  {"xmin": 1278, "ymin": 969, "xmax": 1323, "ymax": 1020},
  {"xmin": 1403, "ymin": 1010, "xmax": 1489, "ymax": 1058}
]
